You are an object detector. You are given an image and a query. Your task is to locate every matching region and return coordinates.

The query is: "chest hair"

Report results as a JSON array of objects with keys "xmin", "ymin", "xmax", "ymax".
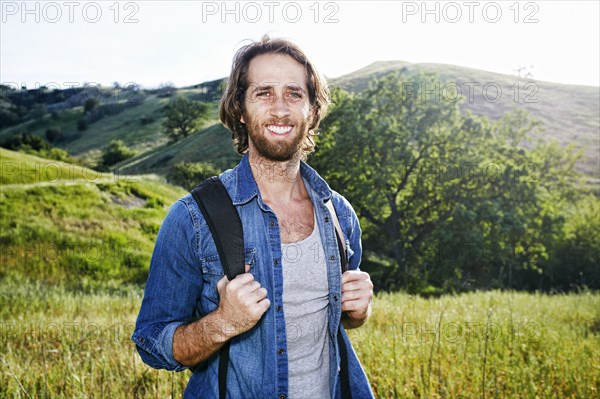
[{"xmin": 270, "ymin": 199, "xmax": 315, "ymax": 244}]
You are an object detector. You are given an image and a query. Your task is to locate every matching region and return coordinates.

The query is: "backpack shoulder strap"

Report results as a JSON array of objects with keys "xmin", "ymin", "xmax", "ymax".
[
  {"xmin": 190, "ymin": 176, "xmax": 245, "ymax": 280},
  {"xmin": 325, "ymin": 198, "xmax": 349, "ymax": 272},
  {"xmin": 326, "ymin": 198, "xmax": 353, "ymax": 399},
  {"xmin": 190, "ymin": 176, "xmax": 245, "ymax": 399}
]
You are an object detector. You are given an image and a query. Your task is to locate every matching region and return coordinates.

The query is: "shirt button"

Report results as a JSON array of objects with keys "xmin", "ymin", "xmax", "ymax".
[
  {"xmin": 334, "ymin": 295, "xmax": 339, "ymax": 301},
  {"xmin": 269, "ymin": 221, "xmax": 275, "ymax": 227},
  {"xmin": 279, "ymin": 395, "xmax": 286, "ymax": 399},
  {"xmin": 274, "ymin": 259, "xmax": 279, "ymax": 265},
  {"xmin": 330, "ymin": 255, "xmax": 335, "ymax": 261},
  {"xmin": 278, "ymin": 348, "xmax": 285, "ymax": 355},
  {"xmin": 276, "ymin": 305, "xmax": 282, "ymax": 311},
  {"xmin": 325, "ymin": 216, "xmax": 330, "ymax": 223}
]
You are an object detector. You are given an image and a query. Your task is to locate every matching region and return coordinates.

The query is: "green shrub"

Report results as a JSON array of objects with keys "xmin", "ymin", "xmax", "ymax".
[
  {"xmin": 167, "ymin": 161, "xmax": 221, "ymax": 190},
  {"xmin": 102, "ymin": 140, "xmax": 136, "ymax": 167}
]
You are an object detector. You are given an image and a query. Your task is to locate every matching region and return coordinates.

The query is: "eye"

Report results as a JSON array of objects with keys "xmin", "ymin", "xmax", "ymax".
[{"xmin": 287, "ymin": 91, "xmax": 302, "ymax": 100}]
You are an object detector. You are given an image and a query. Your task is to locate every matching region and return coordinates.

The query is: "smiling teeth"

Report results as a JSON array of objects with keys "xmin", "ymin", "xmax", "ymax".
[{"xmin": 267, "ymin": 125, "xmax": 292, "ymax": 134}]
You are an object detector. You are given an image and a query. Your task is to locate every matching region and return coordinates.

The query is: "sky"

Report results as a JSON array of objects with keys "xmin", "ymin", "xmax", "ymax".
[{"xmin": 1, "ymin": 0, "xmax": 599, "ymax": 90}]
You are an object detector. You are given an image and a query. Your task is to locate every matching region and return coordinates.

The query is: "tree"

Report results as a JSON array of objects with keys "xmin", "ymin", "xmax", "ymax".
[
  {"xmin": 162, "ymin": 96, "xmax": 209, "ymax": 142},
  {"xmin": 84, "ymin": 98, "xmax": 99, "ymax": 112},
  {"xmin": 312, "ymin": 72, "xmax": 580, "ymax": 292},
  {"xmin": 77, "ymin": 118, "xmax": 88, "ymax": 131},
  {"xmin": 45, "ymin": 127, "xmax": 63, "ymax": 143}
]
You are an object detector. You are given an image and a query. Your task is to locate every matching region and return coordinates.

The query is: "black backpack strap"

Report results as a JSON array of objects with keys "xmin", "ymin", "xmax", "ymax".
[
  {"xmin": 190, "ymin": 176, "xmax": 245, "ymax": 399},
  {"xmin": 191, "ymin": 176, "xmax": 245, "ymax": 281},
  {"xmin": 326, "ymin": 198, "xmax": 352, "ymax": 399}
]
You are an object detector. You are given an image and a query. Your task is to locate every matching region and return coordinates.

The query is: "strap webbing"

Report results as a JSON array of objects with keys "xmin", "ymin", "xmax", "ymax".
[
  {"xmin": 326, "ymin": 199, "xmax": 352, "ymax": 399},
  {"xmin": 218, "ymin": 341, "xmax": 230, "ymax": 399},
  {"xmin": 190, "ymin": 177, "xmax": 245, "ymax": 399},
  {"xmin": 191, "ymin": 177, "xmax": 245, "ymax": 281}
]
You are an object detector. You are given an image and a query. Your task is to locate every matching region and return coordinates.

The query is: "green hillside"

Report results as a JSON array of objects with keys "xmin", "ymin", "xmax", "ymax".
[
  {"xmin": 116, "ymin": 123, "xmax": 240, "ymax": 175},
  {"xmin": 0, "ymin": 148, "xmax": 186, "ymax": 288},
  {"xmin": 333, "ymin": 61, "xmax": 599, "ymax": 180},
  {"xmin": 1, "ymin": 62, "xmax": 598, "ymax": 182},
  {"xmin": 0, "ymin": 87, "xmax": 222, "ymax": 168}
]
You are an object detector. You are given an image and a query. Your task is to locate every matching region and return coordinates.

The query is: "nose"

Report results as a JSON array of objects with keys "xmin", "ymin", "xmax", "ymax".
[{"xmin": 269, "ymin": 94, "xmax": 290, "ymax": 119}]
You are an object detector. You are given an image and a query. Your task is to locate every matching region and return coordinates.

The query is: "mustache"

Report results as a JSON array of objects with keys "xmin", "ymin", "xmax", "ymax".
[{"xmin": 265, "ymin": 118, "xmax": 294, "ymax": 125}]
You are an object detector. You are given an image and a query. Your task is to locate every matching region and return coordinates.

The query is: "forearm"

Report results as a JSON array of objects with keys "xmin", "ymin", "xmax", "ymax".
[{"xmin": 172, "ymin": 309, "xmax": 233, "ymax": 367}]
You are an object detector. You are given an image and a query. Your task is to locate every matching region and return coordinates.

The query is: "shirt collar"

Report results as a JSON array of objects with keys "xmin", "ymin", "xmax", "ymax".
[{"xmin": 222, "ymin": 153, "xmax": 333, "ymax": 206}]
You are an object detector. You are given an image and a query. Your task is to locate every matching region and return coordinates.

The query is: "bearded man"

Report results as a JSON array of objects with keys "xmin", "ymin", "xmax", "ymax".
[{"xmin": 132, "ymin": 35, "xmax": 375, "ymax": 399}]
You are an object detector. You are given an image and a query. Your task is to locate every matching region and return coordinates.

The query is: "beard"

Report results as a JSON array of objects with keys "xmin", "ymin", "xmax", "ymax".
[{"xmin": 243, "ymin": 113, "xmax": 309, "ymax": 162}]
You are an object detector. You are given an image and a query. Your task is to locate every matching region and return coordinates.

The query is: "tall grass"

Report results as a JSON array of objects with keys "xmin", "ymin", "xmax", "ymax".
[{"xmin": 1, "ymin": 283, "xmax": 597, "ymax": 398}]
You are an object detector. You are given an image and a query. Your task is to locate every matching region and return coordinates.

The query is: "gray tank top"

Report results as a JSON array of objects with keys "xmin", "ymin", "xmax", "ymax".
[{"xmin": 281, "ymin": 212, "xmax": 330, "ymax": 399}]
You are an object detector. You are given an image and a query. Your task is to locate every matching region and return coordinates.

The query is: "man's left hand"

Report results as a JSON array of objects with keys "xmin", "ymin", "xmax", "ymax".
[{"xmin": 341, "ymin": 270, "xmax": 373, "ymax": 327}]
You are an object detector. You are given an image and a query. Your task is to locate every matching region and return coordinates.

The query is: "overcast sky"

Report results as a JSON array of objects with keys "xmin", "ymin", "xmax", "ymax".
[{"xmin": 1, "ymin": 1, "xmax": 599, "ymax": 89}]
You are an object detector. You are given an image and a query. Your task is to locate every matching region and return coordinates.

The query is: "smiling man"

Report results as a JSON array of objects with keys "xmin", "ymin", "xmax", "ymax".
[{"xmin": 132, "ymin": 35, "xmax": 375, "ymax": 399}]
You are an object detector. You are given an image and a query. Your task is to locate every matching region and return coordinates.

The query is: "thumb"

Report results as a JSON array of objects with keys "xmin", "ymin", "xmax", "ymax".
[{"xmin": 245, "ymin": 264, "xmax": 251, "ymax": 273}]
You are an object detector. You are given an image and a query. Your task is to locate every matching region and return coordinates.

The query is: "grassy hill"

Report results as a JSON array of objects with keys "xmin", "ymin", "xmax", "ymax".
[
  {"xmin": 1, "ymin": 62, "xmax": 597, "ymax": 182},
  {"xmin": 0, "ymin": 148, "xmax": 186, "ymax": 288},
  {"xmin": 333, "ymin": 61, "xmax": 599, "ymax": 180},
  {"xmin": 116, "ymin": 123, "xmax": 240, "ymax": 176},
  {"xmin": 0, "ymin": 87, "xmax": 226, "ymax": 168}
]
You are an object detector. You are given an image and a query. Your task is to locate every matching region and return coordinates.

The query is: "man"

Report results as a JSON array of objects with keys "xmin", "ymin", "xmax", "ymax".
[{"xmin": 132, "ymin": 35, "xmax": 375, "ymax": 399}]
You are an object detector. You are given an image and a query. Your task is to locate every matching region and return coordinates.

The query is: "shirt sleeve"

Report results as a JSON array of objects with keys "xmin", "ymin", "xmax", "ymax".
[
  {"xmin": 131, "ymin": 198, "xmax": 203, "ymax": 371},
  {"xmin": 332, "ymin": 192, "xmax": 363, "ymax": 271},
  {"xmin": 347, "ymin": 203, "xmax": 363, "ymax": 271}
]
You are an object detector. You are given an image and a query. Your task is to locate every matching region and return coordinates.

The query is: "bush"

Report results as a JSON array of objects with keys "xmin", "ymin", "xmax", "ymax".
[
  {"xmin": 1, "ymin": 132, "xmax": 73, "ymax": 162},
  {"xmin": 84, "ymin": 98, "xmax": 99, "ymax": 112},
  {"xmin": 77, "ymin": 118, "xmax": 88, "ymax": 131},
  {"xmin": 101, "ymin": 140, "xmax": 136, "ymax": 167},
  {"xmin": 2, "ymin": 132, "xmax": 51, "ymax": 152},
  {"xmin": 167, "ymin": 162, "xmax": 221, "ymax": 190},
  {"xmin": 139, "ymin": 115, "xmax": 155, "ymax": 125},
  {"xmin": 45, "ymin": 127, "xmax": 64, "ymax": 143}
]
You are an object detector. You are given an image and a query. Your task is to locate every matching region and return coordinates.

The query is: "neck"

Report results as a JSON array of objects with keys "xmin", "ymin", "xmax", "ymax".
[{"xmin": 248, "ymin": 151, "xmax": 305, "ymax": 204}]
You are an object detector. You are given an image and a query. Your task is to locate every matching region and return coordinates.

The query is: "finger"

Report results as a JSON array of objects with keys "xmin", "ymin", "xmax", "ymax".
[
  {"xmin": 242, "ymin": 280, "xmax": 262, "ymax": 294},
  {"xmin": 341, "ymin": 270, "xmax": 367, "ymax": 284},
  {"xmin": 217, "ymin": 274, "xmax": 229, "ymax": 291},
  {"xmin": 252, "ymin": 287, "xmax": 268, "ymax": 301},
  {"xmin": 245, "ymin": 264, "xmax": 251, "ymax": 273},
  {"xmin": 258, "ymin": 298, "xmax": 270, "ymax": 312},
  {"xmin": 341, "ymin": 298, "xmax": 369, "ymax": 313},
  {"xmin": 232, "ymin": 271, "xmax": 254, "ymax": 285},
  {"xmin": 343, "ymin": 279, "xmax": 373, "ymax": 293}
]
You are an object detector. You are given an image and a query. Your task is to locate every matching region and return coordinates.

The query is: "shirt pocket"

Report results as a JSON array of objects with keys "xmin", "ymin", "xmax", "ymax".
[{"xmin": 200, "ymin": 248, "xmax": 257, "ymax": 309}]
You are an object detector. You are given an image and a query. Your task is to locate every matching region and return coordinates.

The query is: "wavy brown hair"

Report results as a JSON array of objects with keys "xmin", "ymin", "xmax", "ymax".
[{"xmin": 219, "ymin": 35, "xmax": 330, "ymax": 158}]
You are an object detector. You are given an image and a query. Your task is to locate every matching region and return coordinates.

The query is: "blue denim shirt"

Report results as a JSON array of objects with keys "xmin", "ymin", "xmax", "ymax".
[{"xmin": 132, "ymin": 153, "xmax": 375, "ymax": 399}]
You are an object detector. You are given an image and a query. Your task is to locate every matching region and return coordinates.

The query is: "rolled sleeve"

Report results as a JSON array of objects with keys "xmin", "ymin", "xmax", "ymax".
[{"xmin": 131, "ymin": 198, "xmax": 203, "ymax": 372}]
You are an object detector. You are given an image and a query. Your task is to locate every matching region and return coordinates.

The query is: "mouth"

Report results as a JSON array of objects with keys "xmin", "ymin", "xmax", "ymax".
[{"xmin": 266, "ymin": 124, "xmax": 293, "ymax": 135}]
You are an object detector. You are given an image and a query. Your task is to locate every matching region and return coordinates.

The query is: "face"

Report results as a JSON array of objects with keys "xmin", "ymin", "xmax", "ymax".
[{"xmin": 241, "ymin": 53, "xmax": 313, "ymax": 162}]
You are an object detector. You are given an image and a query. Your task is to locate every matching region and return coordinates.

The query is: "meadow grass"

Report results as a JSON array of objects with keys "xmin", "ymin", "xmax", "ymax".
[
  {"xmin": 0, "ymin": 283, "xmax": 597, "ymax": 398},
  {"xmin": 1, "ymin": 149, "xmax": 598, "ymax": 397}
]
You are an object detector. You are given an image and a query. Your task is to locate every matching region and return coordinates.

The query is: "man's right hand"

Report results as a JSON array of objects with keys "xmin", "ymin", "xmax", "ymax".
[{"xmin": 215, "ymin": 264, "xmax": 270, "ymax": 339}]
